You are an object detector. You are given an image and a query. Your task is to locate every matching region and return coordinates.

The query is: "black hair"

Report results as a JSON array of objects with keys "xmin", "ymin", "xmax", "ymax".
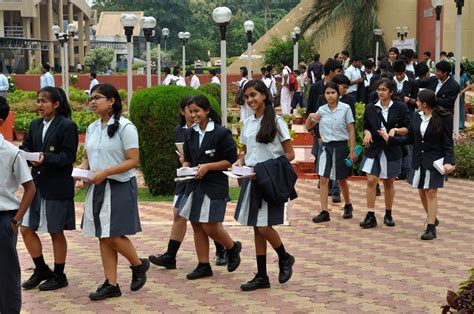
[
  {"xmin": 179, "ymin": 96, "xmax": 193, "ymax": 126},
  {"xmin": 332, "ymin": 74, "xmax": 350, "ymax": 86},
  {"xmin": 209, "ymin": 69, "xmax": 216, "ymax": 76},
  {"xmin": 0, "ymin": 96, "xmax": 9, "ymax": 121},
  {"xmin": 397, "ymin": 54, "xmax": 409, "ymax": 65},
  {"xmin": 266, "ymin": 65, "xmax": 273, "ymax": 72},
  {"xmin": 440, "ymin": 51, "xmax": 447, "ymax": 57},
  {"xmin": 185, "ymin": 70, "xmax": 193, "ymax": 77},
  {"xmin": 447, "ymin": 52, "xmax": 454, "ymax": 58},
  {"xmin": 460, "ymin": 63, "xmax": 465, "ymax": 76},
  {"xmin": 404, "ymin": 49, "xmax": 415, "ymax": 59},
  {"xmin": 240, "ymin": 66, "xmax": 248, "ymax": 77},
  {"xmin": 341, "ymin": 50, "xmax": 349, "ymax": 57},
  {"xmin": 415, "ymin": 62, "xmax": 429, "ymax": 77},
  {"xmin": 364, "ymin": 60, "xmax": 375, "ymax": 69},
  {"xmin": 260, "ymin": 67, "xmax": 267, "ymax": 73},
  {"xmin": 294, "ymin": 69, "xmax": 301, "ymax": 75},
  {"xmin": 313, "ymin": 53, "xmax": 320, "ymax": 62},
  {"xmin": 379, "ymin": 60, "xmax": 391, "ymax": 71},
  {"xmin": 299, "ymin": 64, "xmax": 306, "ymax": 70},
  {"xmin": 376, "ymin": 78, "xmax": 398, "ymax": 100},
  {"xmin": 350, "ymin": 54, "xmax": 363, "ymax": 63},
  {"xmin": 37, "ymin": 86, "xmax": 72, "ymax": 118},
  {"xmin": 323, "ymin": 58, "xmax": 343, "ymax": 76},
  {"xmin": 280, "ymin": 59, "xmax": 289, "ymax": 66},
  {"xmin": 42, "ymin": 64, "xmax": 51, "ymax": 72},
  {"xmin": 417, "ymin": 89, "xmax": 451, "ymax": 136},
  {"xmin": 173, "ymin": 68, "xmax": 180, "ymax": 76},
  {"xmin": 188, "ymin": 95, "xmax": 221, "ymax": 125},
  {"xmin": 163, "ymin": 66, "xmax": 171, "ymax": 74},
  {"xmin": 388, "ymin": 47, "xmax": 399, "ymax": 55},
  {"xmin": 90, "ymin": 72, "xmax": 97, "ymax": 79},
  {"xmin": 323, "ymin": 82, "xmax": 340, "ymax": 101},
  {"xmin": 91, "ymin": 83, "xmax": 122, "ymax": 138},
  {"xmin": 392, "ymin": 59, "xmax": 406, "ymax": 73},
  {"xmin": 334, "ymin": 53, "xmax": 340, "ymax": 60},
  {"xmin": 366, "ymin": 54, "xmax": 375, "ymax": 60},
  {"xmin": 243, "ymin": 80, "xmax": 276, "ymax": 144},
  {"xmin": 436, "ymin": 60, "xmax": 451, "ymax": 74},
  {"xmin": 423, "ymin": 51, "xmax": 431, "ymax": 57},
  {"xmin": 380, "ymin": 71, "xmax": 394, "ymax": 81}
]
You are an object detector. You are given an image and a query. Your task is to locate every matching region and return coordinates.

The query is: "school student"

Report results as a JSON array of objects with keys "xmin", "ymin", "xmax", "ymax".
[
  {"xmin": 210, "ymin": 69, "xmax": 220, "ymax": 85},
  {"xmin": 78, "ymin": 83, "xmax": 149, "ymax": 300},
  {"xmin": 359, "ymin": 79, "xmax": 410, "ymax": 228},
  {"xmin": 0, "ymin": 97, "xmax": 36, "ymax": 314},
  {"xmin": 177, "ymin": 95, "xmax": 241, "ymax": 280},
  {"xmin": 307, "ymin": 82, "xmax": 357, "ymax": 223},
  {"xmin": 148, "ymin": 96, "xmax": 228, "ymax": 269},
  {"xmin": 234, "ymin": 80, "xmax": 296, "ymax": 291},
  {"xmin": 19, "ymin": 87, "xmax": 78, "ymax": 291},
  {"xmin": 382, "ymin": 89, "xmax": 455, "ymax": 240}
]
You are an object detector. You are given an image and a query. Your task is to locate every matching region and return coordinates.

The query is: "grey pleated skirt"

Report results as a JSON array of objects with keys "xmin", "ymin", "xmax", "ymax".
[
  {"xmin": 177, "ymin": 184, "xmax": 227, "ymax": 223},
  {"xmin": 360, "ymin": 150, "xmax": 402, "ymax": 179},
  {"xmin": 317, "ymin": 141, "xmax": 351, "ymax": 180},
  {"xmin": 408, "ymin": 166, "xmax": 445, "ymax": 189},
  {"xmin": 22, "ymin": 190, "xmax": 75, "ymax": 233},
  {"xmin": 81, "ymin": 177, "xmax": 141, "ymax": 238}
]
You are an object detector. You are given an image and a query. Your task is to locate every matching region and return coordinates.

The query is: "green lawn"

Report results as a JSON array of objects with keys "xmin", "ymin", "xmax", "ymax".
[{"xmin": 74, "ymin": 186, "xmax": 241, "ymax": 203}]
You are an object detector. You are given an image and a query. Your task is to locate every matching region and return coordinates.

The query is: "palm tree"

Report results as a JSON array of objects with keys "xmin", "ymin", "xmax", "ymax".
[{"xmin": 299, "ymin": 0, "xmax": 386, "ymax": 57}]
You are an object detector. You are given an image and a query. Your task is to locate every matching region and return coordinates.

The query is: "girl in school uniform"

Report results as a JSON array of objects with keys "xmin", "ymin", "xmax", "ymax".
[
  {"xmin": 234, "ymin": 79, "xmax": 296, "ymax": 291},
  {"xmin": 380, "ymin": 89, "xmax": 454, "ymax": 240},
  {"xmin": 78, "ymin": 83, "xmax": 149, "ymax": 300},
  {"xmin": 359, "ymin": 78, "xmax": 410, "ymax": 229},
  {"xmin": 177, "ymin": 95, "xmax": 241, "ymax": 280},
  {"xmin": 149, "ymin": 96, "xmax": 228, "ymax": 269},
  {"xmin": 20, "ymin": 86, "xmax": 78, "ymax": 291},
  {"xmin": 306, "ymin": 82, "xmax": 357, "ymax": 223}
]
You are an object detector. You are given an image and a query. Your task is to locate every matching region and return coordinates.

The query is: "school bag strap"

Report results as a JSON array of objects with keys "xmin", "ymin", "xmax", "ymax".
[{"xmin": 11, "ymin": 151, "xmax": 20, "ymax": 174}]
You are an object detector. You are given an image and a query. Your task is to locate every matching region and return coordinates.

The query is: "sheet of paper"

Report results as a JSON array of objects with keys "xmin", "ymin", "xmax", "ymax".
[
  {"xmin": 433, "ymin": 158, "xmax": 445, "ymax": 175},
  {"xmin": 177, "ymin": 167, "xmax": 198, "ymax": 177},
  {"xmin": 71, "ymin": 168, "xmax": 95, "ymax": 181},
  {"xmin": 174, "ymin": 176, "xmax": 195, "ymax": 182},
  {"xmin": 223, "ymin": 171, "xmax": 255, "ymax": 179},
  {"xmin": 19, "ymin": 151, "xmax": 41, "ymax": 162}
]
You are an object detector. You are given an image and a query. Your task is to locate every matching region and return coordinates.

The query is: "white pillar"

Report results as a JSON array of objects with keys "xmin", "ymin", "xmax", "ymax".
[
  {"xmin": 247, "ymin": 42, "xmax": 252, "ymax": 79},
  {"xmin": 146, "ymin": 41, "xmax": 151, "ymax": 87},
  {"xmin": 182, "ymin": 44, "xmax": 186, "ymax": 75},
  {"xmin": 435, "ymin": 19, "xmax": 441, "ymax": 64},
  {"xmin": 220, "ymin": 39, "xmax": 227, "ymax": 127},
  {"xmin": 78, "ymin": 11, "xmax": 84, "ymax": 65},
  {"xmin": 47, "ymin": 0, "xmax": 54, "ymax": 67},
  {"xmin": 127, "ymin": 41, "xmax": 133, "ymax": 106},
  {"xmin": 293, "ymin": 42, "xmax": 298, "ymax": 70},
  {"xmin": 157, "ymin": 43, "xmax": 161, "ymax": 85},
  {"xmin": 64, "ymin": 43, "xmax": 69, "ymax": 100},
  {"xmin": 375, "ymin": 41, "xmax": 379, "ymax": 69},
  {"xmin": 453, "ymin": 13, "xmax": 462, "ymax": 136},
  {"xmin": 68, "ymin": 1, "xmax": 74, "ymax": 69},
  {"xmin": 0, "ymin": 11, "xmax": 5, "ymax": 37}
]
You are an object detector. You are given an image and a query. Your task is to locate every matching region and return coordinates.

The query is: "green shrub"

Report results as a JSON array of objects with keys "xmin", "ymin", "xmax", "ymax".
[
  {"xmin": 14, "ymin": 112, "xmax": 38, "ymax": 131},
  {"xmin": 10, "ymin": 100, "xmax": 37, "ymax": 113},
  {"xmin": 130, "ymin": 85, "xmax": 219, "ymax": 195},
  {"xmin": 353, "ymin": 102, "xmax": 366, "ymax": 175},
  {"xmin": 71, "ymin": 111, "xmax": 97, "ymax": 132},
  {"xmin": 7, "ymin": 89, "xmax": 37, "ymax": 105},
  {"xmin": 26, "ymin": 67, "xmax": 42, "ymax": 75},
  {"xmin": 198, "ymin": 83, "xmax": 221, "ymax": 105},
  {"xmin": 118, "ymin": 89, "xmax": 128, "ymax": 104},
  {"xmin": 454, "ymin": 137, "xmax": 474, "ymax": 180},
  {"xmin": 75, "ymin": 144, "xmax": 86, "ymax": 166},
  {"xmin": 69, "ymin": 87, "xmax": 88, "ymax": 103},
  {"xmin": 8, "ymin": 75, "xmax": 16, "ymax": 92}
]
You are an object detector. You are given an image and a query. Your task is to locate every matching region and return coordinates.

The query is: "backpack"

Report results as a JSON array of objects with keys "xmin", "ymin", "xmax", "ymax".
[
  {"xmin": 235, "ymin": 79, "xmax": 247, "ymax": 106},
  {"xmin": 286, "ymin": 67, "xmax": 298, "ymax": 92},
  {"xmin": 169, "ymin": 77, "xmax": 180, "ymax": 85}
]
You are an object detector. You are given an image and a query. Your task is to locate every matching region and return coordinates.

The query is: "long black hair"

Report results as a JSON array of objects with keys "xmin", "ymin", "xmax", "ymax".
[
  {"xmin": 188, "ymin": 95, "xmax": 222, "ymax": 126},
  {"xmin": 417, "ymin": 89, "xmax": 451, "ymax": 136},
  {"xmin": 179, "ymin": 96, "xmax": 193, "ymax": 126},
  {"xmin": 38, "ymin": 86, "xmax": 71, "ymax": 118},
  {"xmin": 243, "ymin": 79, "xmax": 277, "ymax": 144},
  {"xmin": 376, "ymin": 78, "xmax": 399, "ymax": 100},
  {"xmin": 91, "ymin": 83, "xmax": 122, "ymax": 138}
]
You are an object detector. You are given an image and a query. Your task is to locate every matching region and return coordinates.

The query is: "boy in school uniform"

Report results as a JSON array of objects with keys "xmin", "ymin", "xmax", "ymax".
[{"xmin": 0, "ymin": 96, "xmax": 36, "ymax": 314}]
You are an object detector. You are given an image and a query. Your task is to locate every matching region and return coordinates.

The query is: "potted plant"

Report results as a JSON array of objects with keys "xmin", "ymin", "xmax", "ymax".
[
  {"xmin": 13, "ymin": 112, "xmax": 37, "ymax": 140},
  {"xmin": 293, "ymin": 106, "xmax": 306, "ymax": 124},
  {"xmin": 72, "ymin": 111, "xmax": 97, "ymax": 143},
  {"xmin": 282, "ymin": 113, "xmax": 294, "ymax": 129}
]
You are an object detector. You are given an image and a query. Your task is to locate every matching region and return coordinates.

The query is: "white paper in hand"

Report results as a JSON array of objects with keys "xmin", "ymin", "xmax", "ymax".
[
  {"xmin": 71, "ymin": 168, "xmax": 95, "ymax": 181},
  {"xmin": 433, "ymin": 158, "xmax": 445, "ymax": 175},
  {"xmin": 231, "ymin": 165, "xmax": 255, "ymax": 176},
  {"xmin": 19, "ymin": 151, "xmax": 41, "ymax": 162},
  {"xmin": 176, "ymin": 167, "xmax": 198, "ymax": 177}
]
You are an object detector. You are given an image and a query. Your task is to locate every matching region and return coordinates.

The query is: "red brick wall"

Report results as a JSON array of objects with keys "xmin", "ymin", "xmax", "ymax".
[{"xmin": 417, "ymin": 0, "xmax": 444, "ymax": 59}]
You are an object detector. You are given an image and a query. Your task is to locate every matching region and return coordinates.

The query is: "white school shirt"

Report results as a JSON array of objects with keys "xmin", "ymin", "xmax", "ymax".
[
  {"xmin": 419, "ymin": 111, "xmax": 432, "ymax": 138},
  {"xmin": 190, "ymin": 75, "xmax": 201, "ymax": 89},
  {"xmin": 394, "ymin": 74, "xmax": 409, "ymax": 92},
  {"xmin": 270, "ymin": 75, "xmax": 277, "ymax": 96},
  {"xmin": 85, "ymin": 116, "xmax": 139, "ymax": 182},
  {"xmin": 40, "ymin": 72, "xmax": 55, "ymax": 88},
  {"xmin": 42, "ymin": 116, "xmax": 55, "ymax": 142},
  {"xmin": 240, "ymin": 115, "xmax": 291, "ymax": 167},
  {"xmin": 0, "ymin": 74, "xmax": 9, "ymax": 92},
  {"xmin": 317, "ymin": 102, "xmax": 354, "ymax": 143},
  {"xmin": 162, "ymin": 74, "xmax": 173, "ymax": 86},
  {"xmin": 89, "ymin": 79, "xmax": 99, "ymax": 91},
  {"xmin": 344, "ymin": 65, "xmax": 361, "ymax": 93},
  {"xmin": 211, "ymin": 76, "xmax": 220, "ymax": 85},
  {"xmin": 364, "ymin": 72, "xmax": 373, "ymax": 87},
  {"xmin": 435, "ymin": 76, "xmax": 450, "ymax": 94},
  {"xmin": 374, "ymin": 100, "xmax": 394, "ymax": 129},
  {"xmin": 0, "ymin": 134, "xmax": 33, "ymax": 211}
]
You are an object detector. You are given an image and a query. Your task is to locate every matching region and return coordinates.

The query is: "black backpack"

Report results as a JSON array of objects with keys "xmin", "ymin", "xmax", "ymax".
[{"xmin": 235, "ymin": 79, "xmax": 247, "ymax": 106}]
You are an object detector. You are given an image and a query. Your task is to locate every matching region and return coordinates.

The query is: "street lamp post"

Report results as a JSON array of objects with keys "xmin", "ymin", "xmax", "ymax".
[
  {"xmin": 453, "ymin": 0, "xmax": 464, "ymax": 135},
  {"xmin": 432, "ymin": 0, "xmax": 444, "ymax": 63},
  {"xmin": 162, "ymin": 28, "xmax": 169, "ymax": 67},
  {"xmin": 244, "ymin": 20, "xmax": 254, "ymax": 79},
  {"xmin": 156, "ymin": 31, "xmax": 161, "ymax": 85},
  {"xmin": 120, "ymin": 13, "xmax": 138, "ymax": 107},
  {"xmin": 396, "ymin": 26, "xmax": 409, "ymax": 43},
  {"xmin": 291, "ymin": 26, "xmax": 301, "ymax": 70},
  {"xmin": 140, "ymin": 16, "xmax": 156, "ymax": 88},
  {"xmin": 373, "ymin": 28, "xmax": 383, "ymax": 69},
  {"xmin": 52, "ymin": 23, "xmax": 77, "ymax": 100},
  {"xmin": 178, "ymin": 31, "xmax": 190, "ymax": 74},
  {"xmin": 212, "ymin": 6, "xmax": 232, "ymax": 127}
]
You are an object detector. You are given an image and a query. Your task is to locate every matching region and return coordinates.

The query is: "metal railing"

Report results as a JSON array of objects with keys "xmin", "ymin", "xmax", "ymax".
[{"xmin": 4, "ymin": 26, "xmax": 24, "ymax": 38}]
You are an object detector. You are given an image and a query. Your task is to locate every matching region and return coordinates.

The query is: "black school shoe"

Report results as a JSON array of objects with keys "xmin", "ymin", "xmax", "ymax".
[
  {"xmin": 186, "ymin": 264, "xmax": 213, "ymax": 280},
  {"xmin": 383, "ymin": 214, "xmax": 396, "ymax": 227},
  {"xmin": 312, "ymin": 210, "xmax": 330, "ymax": 223},
  {"xmin": 421, "ymin": 224, "xmax": 437, "ymax": 240},
  {"xmin": 376, "ymin": 185, "xmax": 381, "ymax": 196},
  {"xmin": 38, "ymin": 273, "xmax": 68, "ymax": 291},
  {"xmin": 148, "ymin": 253, "xmax": 176, "ymax": 269},
  {"xmin": 130, "ymin": 258, "xmax": 150, "ymax": 291},
  {"xmin": 227, "ymin": 241, "xmax": 242, "ymax": 272},
  {"xmin": 22, "ymin": 267, "xmax": 53, "ymax": 290},
  {"xmin": 89, "ymin": 280, "xmax": 122, "ymax": 301},
  {"xmin": 215, "ymin": 250, "xmax": 228, "ymax": 266},
  {"xmin": 343, "ymin": 204, "xmax": 353, "ymax": 219},
  {"xmin": 360, "ymin": 212, "xmax": 377, "ymax": 229},
  {"xmin": 240, "ymin": 274, "xmax": 271, "ymax": 291},
  {"xmin": 279, "ymin": 254, "xmax": 295, "ymax": 284},
  {"xmin": 332, "ymin": 193, "xmax": 341, "ymax": 203}
]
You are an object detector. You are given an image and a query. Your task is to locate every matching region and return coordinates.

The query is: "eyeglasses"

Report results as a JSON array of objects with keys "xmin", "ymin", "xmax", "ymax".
[{"xmin": 88, "ymin": 95, "xmax": 107, "ymax": 102}]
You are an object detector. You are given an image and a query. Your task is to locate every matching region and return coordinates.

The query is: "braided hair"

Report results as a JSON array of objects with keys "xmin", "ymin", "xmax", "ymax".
[{"xmin": 91, "ymin": 83, "xmax": 122, "ymax": 138}]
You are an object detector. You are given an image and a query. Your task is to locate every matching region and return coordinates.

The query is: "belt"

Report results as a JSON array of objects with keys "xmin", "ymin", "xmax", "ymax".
[{"xmin": 0, "ymin": 210, "xmax": 17, "ymax": 216}]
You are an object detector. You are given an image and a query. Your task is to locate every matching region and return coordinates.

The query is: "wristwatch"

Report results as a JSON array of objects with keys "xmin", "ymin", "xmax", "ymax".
[{"xmin": 10, "ymin": 217, "xmax": 21, "ymax": 226}]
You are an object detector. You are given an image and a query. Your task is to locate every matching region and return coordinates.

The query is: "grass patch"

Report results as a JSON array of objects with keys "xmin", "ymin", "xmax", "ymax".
[{"xmin": 75, "ymin": 186, "xmax": 241, "ymax": 203}]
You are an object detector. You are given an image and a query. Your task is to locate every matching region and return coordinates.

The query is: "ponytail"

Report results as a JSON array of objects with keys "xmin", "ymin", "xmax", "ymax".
[
  {"xmin": 38, "ymin": 86, "xmax": 72, "ymax": 119},
  {"xmin": 431, "ymin": 106, "xmax": 451, "ymax": 136}
]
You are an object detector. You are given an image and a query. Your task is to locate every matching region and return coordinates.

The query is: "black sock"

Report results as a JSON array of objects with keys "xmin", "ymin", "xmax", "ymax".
[
  {"xmin": 198, "ymin": 262, "xmax": 211, "ymax": 269},
  {"xmin": 54, "ymin": 263, "xmax": 65, "ymax": 275},
  {"xmin": 385, "ymin": 209, "xmax": 392, "ymax": 217},
  {"xmin": 33, "ymin": 255, "xmax": 48, "ymax": 272},
  {"xmin": 214, "ymin": 241, "xmax": 225, "ymax": 254},
  {"xmin": 167, "ymin": 239, "xmax": 181, "ymax": 259},
  {"xmin": 256, "ymin": 255, "xmax": 267, "ymax": 277},
  {"xmin": 274, "ymin": 244, "xmax": 289, "ymax": 261}
]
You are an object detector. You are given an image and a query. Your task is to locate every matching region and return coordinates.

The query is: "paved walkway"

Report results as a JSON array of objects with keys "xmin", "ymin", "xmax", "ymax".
[{"xmin": 19, "ymin": 178, "xmax": 474, "ymax": 313}]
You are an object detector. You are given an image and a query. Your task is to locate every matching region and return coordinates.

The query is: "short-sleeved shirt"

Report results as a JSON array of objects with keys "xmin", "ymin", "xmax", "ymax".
[
  {"xmin": 190, "ymin": 75, "xmax": 201, "ymax": 89},
  {"xmin": 240, "ymin": 115, "xmax": 291, "ymax": 167},
  {"xmin": 344, "ymin": 65, "xmax": 361, "ymax": 93},
  {"xmin": 0, "ymin": 134, "xmax": 33, "ymax": 211},
  {"xmin": 211, "ymin": 76, "xmax": 221, "ymax": 85},
  {"xmin": 85, "ymin": 116, "xmax": 139, "ymax": 182},
  {"xmin": 40, "ymin": 72, "xmax": 55, "ymax": 88},
  {"xmin": 317, "ymin": 101, "xmax": 354, "ymax": 143}
]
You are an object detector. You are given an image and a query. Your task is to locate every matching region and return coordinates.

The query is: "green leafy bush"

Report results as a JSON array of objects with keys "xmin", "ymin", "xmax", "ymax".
[
  {"xmin": 10, "ymin": 100, "xmax": 37, "ymax": 113},
  {"xmin": 7, "ymin": 89, "xmax": 37, "ymax": 105},
  {"xmin": 71, "ymin": 111, "xmax": 97, "ymax": 132},
  {"xmin": 69, "ymin": 87, "xmax": 88, "ymax": 103},
  {"xmin": 263, "ymin": 36, "xmax": 315, "ymax": 71},
  {"xmin": 353, "ymin": 102, "xmax": 366, "ymax": 175},
  {"xmin": 14, "ymin": 112, "xmax": 38, "ymax": 131},
  {"xmin": 453, "ymin": 136, "xmax": 474, "ymax": 180},
  {"xmin": 198, "ymin": 83, "xmax": 221, "ymax": 105},
  {"xmin": 442, "ymin": 268, "xmax": 474, "ymax": 313},
  {"xmin": 75, "ymin": 144, "xmax": 86, "ymax": 166},
  {"xmin": 7, "ymin": 75, "xmax": 16, "ymax": 92},
  {"xmin": 130, "ymin": 85, "xmax": 219, "ymax": 195},
  {"xmin": 26, "ymin": 67, "xmax": 42, "ymax": 74},
  {"xmin": 84, "ymin": 47, "xmax": 114, "ymax": 71},
  {"xmin": 118, "ymin": 89, "xmax": 128, "ymax": 105}
]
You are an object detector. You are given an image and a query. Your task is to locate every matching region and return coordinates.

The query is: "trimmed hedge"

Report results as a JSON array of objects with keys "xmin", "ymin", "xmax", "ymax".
[
  {"xmin": 129, "ymin": 85, "xmax": 220, "ymax": 195},
  {"xmin": 198, "ymin": 83, "xmax": 221, "ymax": 105}
]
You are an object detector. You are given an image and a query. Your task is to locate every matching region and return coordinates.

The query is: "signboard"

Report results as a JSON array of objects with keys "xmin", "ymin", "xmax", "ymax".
[{"xmin": 392, "ymin": 38, "xmax": 417, "ymax": 51}]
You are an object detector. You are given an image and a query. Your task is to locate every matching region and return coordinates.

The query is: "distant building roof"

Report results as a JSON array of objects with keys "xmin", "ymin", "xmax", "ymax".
[{"xmin": 95, "ymin": 11, "xmax": 144, "ymax": 37}]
